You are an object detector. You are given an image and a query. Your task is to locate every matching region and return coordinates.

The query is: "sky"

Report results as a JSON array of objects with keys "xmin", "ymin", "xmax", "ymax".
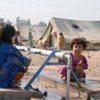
[{"xmin": 0, "ymin": 0, "xmax": 100, "ymax": 24}]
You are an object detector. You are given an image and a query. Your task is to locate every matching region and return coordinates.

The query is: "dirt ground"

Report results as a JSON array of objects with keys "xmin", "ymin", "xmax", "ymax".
[
  {"xmin": 21, "ymin": 50, "xmax": 100, "ymax": 100},
  {"xmin": 82, "ymin": 51, "xmax": 100, "ymax": 80},
  {"xmin": 24, "ymin": 50, "xmax": 100, "ymax": 80}
]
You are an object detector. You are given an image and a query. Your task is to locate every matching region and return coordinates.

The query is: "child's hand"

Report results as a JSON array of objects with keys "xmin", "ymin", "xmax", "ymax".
[
  {"xmin": 77, "ymin": 60, "xmax": 83, "ymax": 66},
  {"xmin": 77, "ymin": 60, "xmax": 84, "ymax": 77},
  {"xmin": 77, "ymin": 60, "xmax": 84, "ymax": 73}
]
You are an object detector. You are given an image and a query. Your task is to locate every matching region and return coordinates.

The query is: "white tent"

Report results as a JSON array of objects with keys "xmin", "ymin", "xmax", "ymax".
[
  {"xmin": 41, "ymin": 17, "xmax": 100, "ymax": 49},
  {"xmin": 19, "ymin": 25, "xmax": 30, "ymax": 40}
]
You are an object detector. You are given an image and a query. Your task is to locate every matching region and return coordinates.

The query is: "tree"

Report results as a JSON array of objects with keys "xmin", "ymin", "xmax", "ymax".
[
  {"xmin": 6, "ymin": 20, "xmax": 11, "ymax": 25},
  {"xmin": 38, "ymin": 21, "xmax": 47, "ymax": 27},
  {"xmin": 16, "ymin": 17, "xmax": 31, "ymax": 30},
  {"xmin": 0, "ymin": 18, "xmax": 4, "ymax": 23},
  {"xmin": 16, "ymin": 17, "xmax": 21, "ymax": 30}
]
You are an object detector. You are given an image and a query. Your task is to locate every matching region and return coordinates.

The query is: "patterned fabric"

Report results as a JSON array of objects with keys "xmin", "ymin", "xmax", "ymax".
[{"xmin": 0, "ymin": 41, "xmax": 31, "ymax": 88}]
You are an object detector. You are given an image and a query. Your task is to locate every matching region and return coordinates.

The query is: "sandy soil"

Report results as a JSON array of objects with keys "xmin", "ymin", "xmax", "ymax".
[
  {"xmin": 82, "ymin": 51, "xmax": 100, "ymax": 80},
  {"xmin": 24, "ymin": 50, "xmax": 100, "ymax": 80},
  {"xmin": 22, "ymin": 50, "xmax": 100, "ymax": 100}
]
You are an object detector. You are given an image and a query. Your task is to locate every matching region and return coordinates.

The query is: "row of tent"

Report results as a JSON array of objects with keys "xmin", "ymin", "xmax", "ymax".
[{"xmin": 19, "ymin": 17, "xmax": 100, "ymax": 49}]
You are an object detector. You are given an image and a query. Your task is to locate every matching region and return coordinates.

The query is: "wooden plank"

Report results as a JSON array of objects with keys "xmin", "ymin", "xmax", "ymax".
[
  {"xmin": 70, "ymin": 81, "xmax": 100, "ymax": 92},
  {"xmin": 70, "ymin": 82, "xmax": 100, "ymax": 100},
  {"xmin": 87, "ymin": 91, "xmax": 100, "ymax": 100},
  {"xmin": 0, "ymin": 88, "xmax": 43, "ymax": 100}
]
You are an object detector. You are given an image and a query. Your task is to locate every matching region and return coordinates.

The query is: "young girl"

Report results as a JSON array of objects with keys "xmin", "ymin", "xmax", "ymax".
[
  {"xmin": 0, "ymin": 23, "xmax": 31, "ymax": 88},
  {"xmin": 58, "ymin": 38, "xmax": 88, "ymax": 81}
]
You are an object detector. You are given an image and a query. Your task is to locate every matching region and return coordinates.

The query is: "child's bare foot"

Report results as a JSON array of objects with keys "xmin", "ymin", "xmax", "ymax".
[
  {"xmin": 61, "ymin": 77, "xmax": 67, "ymax": 81},
  {"xmin": 61, "ymin": 75, "xmax": 64, "ymax": 79},
  {"xmin": 61, "ymin": 79, "xmax": 66, "ymax": 81},
  {"xmin": 61, "ymin": 75, "xmax": 67, "ymax": 81}
]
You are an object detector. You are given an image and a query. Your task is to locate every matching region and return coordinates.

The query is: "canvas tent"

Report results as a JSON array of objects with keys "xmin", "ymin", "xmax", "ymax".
[
  {"xmin": 41, "ymin": 17, "xmax": 100, "ymax": 49},
  {"xmin": 31, "ymin": 26, "xmax": 46, "ymax": 41},
  {"xmin": 15, "ymin": 24, "xmax": 46, "ymax": 45},
  {"xmin": 19, "ymin": 25, "xmax": 30, "ymax": 40}
]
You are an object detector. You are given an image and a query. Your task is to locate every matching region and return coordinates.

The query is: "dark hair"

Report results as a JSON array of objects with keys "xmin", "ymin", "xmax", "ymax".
[
  {"xmin": 29, "ymin": 32, "xmax": 32, "ymax": 34},
  {"xmin": 40, "ymin": 37, "xmax": 43, "ymax": 40},
  {"xmin": 59, "ymin": 32, "xmax": 63, "ymax": 36},
  {"xmin": 70, "ymin": 38, "xmax": 87, "ymax": 49},
  {"xmin": 2, "ymin": 24, "xmax": 15, "ymax": 43}
]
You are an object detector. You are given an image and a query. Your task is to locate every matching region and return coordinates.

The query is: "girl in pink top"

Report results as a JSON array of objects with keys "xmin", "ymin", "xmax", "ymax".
[{"xmin": 58, "ymin": 38, "xmax": 88, "ymax": 81}]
